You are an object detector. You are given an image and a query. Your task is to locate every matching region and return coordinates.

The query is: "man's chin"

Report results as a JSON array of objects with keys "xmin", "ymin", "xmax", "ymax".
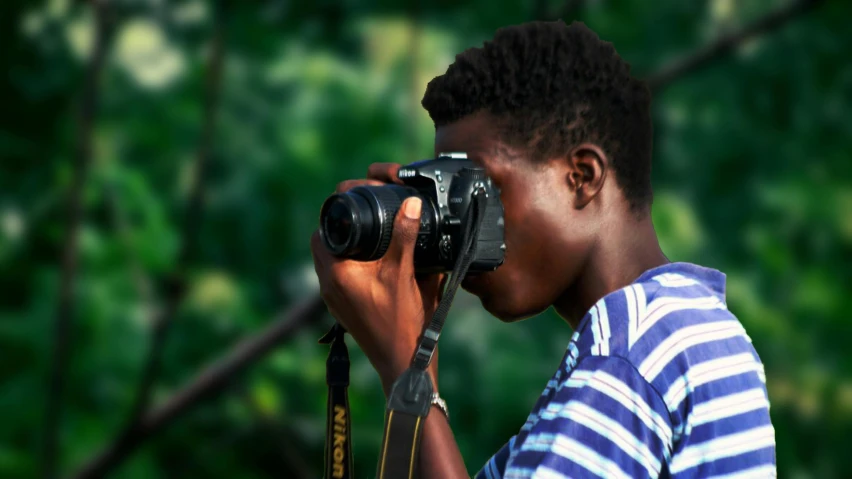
[
  {"xmin": 460, "ymin": 272, "xmax": 488, "ymax": 294},
  {"xmin": 460, "ymin": 277, "xmax": 540, "ymax": 323},
  {"xmin": 459, "ymin": 276, "xmax": 507, "ymax": 322}
]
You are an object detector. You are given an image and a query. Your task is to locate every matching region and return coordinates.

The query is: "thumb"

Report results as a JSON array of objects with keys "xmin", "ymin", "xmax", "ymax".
[{"xmin": 387, "ymin": 196, "xmax": 422, "ymax": 265}]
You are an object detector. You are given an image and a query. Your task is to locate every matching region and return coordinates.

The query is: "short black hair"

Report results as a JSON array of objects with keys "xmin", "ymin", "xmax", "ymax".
[{"xmin": 422, "ymin": 21, "xmax": 653, "ymax": 211}]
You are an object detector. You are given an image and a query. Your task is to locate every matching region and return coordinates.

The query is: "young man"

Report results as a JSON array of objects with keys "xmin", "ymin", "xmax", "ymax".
[{"xmin": 310, "ymin": 21, "xmax": 775, "ymax": 478}]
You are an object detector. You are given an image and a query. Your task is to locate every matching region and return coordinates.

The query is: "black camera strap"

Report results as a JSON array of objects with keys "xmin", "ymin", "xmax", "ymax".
[
  {"xmin": 319, "ymin": 323, "xmax": 353, "ymax": 479},
  {"xmin": 321, "ymin": 188, "xmax": 488, "ymax": 479}
]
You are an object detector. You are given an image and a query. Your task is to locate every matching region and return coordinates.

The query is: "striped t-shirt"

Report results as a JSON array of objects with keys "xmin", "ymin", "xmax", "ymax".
[{"xmin": 475, "ymin": 262, "xmax": 775, "ymax": 478}]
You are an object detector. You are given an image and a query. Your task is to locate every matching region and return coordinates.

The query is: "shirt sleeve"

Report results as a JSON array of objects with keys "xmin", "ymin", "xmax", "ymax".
[
  {"xmin": 504, "ymin": 355, "xmax": 673, "ymax": 479},
  {"xmin": 475, "ymin": 436, "xmax": 516, "ymax": 479}
]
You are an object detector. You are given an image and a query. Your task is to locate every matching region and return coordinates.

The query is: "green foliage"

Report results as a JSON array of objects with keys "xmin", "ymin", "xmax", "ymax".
[{"xmin": 1, "ymin": 0, "xmax": 849, "ymax": 477}]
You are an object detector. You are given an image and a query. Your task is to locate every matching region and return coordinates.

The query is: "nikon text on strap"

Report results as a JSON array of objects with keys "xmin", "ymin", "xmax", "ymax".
[
  {"xmin": 319, "ymin": 324, "xmax": 353, "ymax": 479},
  {"xmin": 321, "ymin": 185, "xmax": 489, "ymax": 479}
]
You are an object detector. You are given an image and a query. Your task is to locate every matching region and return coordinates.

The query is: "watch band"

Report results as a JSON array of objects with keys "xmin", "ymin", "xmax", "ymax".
[{"xmin": 431, "ymin": 392, "xmax": 449, "ymax": 420}]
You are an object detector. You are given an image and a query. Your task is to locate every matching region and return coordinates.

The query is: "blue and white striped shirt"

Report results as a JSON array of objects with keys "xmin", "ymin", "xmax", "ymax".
[{"xmin": 475, "ymin": 262, "xmax": 775, "ymax": 478}]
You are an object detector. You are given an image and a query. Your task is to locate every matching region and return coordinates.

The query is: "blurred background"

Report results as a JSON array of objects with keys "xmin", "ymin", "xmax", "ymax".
[{"xmin": 1, "ymin": 0, "xmax": 850, "ymax": 477}]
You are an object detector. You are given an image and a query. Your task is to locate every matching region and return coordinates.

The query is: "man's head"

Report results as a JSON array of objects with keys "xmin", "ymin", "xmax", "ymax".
[{"xmin": 421, "ymin": 21, "xmax": 654, "ymax": 322}]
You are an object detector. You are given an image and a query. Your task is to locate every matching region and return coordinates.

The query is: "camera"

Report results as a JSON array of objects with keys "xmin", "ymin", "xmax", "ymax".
[{"xmin": 318, "ymin": 152, "xmax": 505, "ymax": 274}]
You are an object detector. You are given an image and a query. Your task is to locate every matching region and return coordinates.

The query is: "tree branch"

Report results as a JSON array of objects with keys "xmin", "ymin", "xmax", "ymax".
[
  {"xmin": 120, "ymin": 3, "xmax": 226, "ymax": 439},
  {"xmin": 42, "ymin": 3, "xmax": 113, "ymax": 478},
  {"xmin": 71, "ymin": 294, "xmax": 327, "ymax": 479},
  {"xmin": 106, "ymin": 184, "xmax": 154, "ymax": 305},
  {"xmin": 646, "ymin": 0, "xmax": 825, "ymax": 91}
]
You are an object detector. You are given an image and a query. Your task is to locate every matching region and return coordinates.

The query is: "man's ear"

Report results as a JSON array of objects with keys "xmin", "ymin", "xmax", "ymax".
[{"xmin": 565, "ymin": 143, "xmax": 608, "ymax": 209}]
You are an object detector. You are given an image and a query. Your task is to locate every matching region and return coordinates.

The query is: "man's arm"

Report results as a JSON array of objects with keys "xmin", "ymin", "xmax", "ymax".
[
  {"xmin": 419, "ymin": 406, "xmax": 469, "ymax": 478},
  {"xmin": 381, "ymin": 366, "xmax": 469, "ymax": 478}
]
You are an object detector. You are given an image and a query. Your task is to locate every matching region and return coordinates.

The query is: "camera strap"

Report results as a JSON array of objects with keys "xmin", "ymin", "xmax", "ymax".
[
  {"xmin": 320, "ymin": 188, "xmax": 488, "ymax": 479},
  {"xmin": 318, "ymin": 323, "xmax": 353, "ymax": 479},
  {"xmin": 378, "ymin": 188, "xmax": 488, "ymax": 479}
]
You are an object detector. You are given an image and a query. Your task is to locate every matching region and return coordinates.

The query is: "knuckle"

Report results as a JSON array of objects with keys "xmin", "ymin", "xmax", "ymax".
[
  {"xmin": 328, "ymin": 267, "xmax": 347, "ymax": 289},
  {"xmin": 377, "ymin": 264, "xmax": 393, "ymax": 283},
  {"xmin": 401, "ymin": 226, "xmax": 419, "ymax": 244},
  {"xmin": 391, "ymin": 223, "xmax": 419, "ymax": 247},
  {"xmin": 366, "ymin": 163, "xmax": 381, "ymax": 177},
  {"xmin": 337, "ymin": 179, "xmax": 383, "ymax": 193},
  {"xmin": 368, "ymin": 162, "xmax": 400, "ymax": 182}
]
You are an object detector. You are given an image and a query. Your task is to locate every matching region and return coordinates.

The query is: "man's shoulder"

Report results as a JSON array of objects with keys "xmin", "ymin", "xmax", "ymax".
[
  {"xmin": 574, "ymin": 263, "xmax": 743, "ymax": 357},
  {"xmin": 495, "ymin": 263, "xmax": 775, "ymax": 479},
  {"xmin": 570, "ymin": 262, "xmax": 766, "ymax": 414},
  {"xmin": 572, "ymin": 263, "xmax": 760, "ymax": 390}
]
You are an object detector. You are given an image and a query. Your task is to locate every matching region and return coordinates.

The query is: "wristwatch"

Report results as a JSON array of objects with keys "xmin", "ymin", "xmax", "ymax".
[{"xmin": 431, "ymin": 392, "xmax": 449, "ymax": 420}]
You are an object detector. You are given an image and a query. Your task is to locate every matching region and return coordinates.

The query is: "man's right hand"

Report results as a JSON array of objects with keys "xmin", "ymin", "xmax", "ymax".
[
  {"xmin": 327, "ymin": 162, "xmax": 448, "ymax": 389},
  {"xmin": 322, "ymin": 162, "xmax": 468, "ymax": 479}
]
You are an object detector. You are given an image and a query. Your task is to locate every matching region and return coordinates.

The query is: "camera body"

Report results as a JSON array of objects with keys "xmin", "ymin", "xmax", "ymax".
[
  {"xmin": 319, "ymin": 152, "xmax": 505, "ymax": 274},
  {"xmin": 398, "ymin": 152, "xmax": 505, "ymax": 273}
]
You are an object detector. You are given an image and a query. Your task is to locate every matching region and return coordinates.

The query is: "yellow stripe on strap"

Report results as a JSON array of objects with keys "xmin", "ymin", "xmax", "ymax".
[
  {"xmin": 408, "ymin": 416, "xmax": 422, "ymax": 479},
  {"xmin": 378, "ymin": 411, "xmax": 394, "ymax": 478}
]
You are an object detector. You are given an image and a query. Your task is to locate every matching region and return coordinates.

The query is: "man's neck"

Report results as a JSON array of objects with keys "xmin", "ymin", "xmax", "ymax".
[{"xmin": 552, "ymin": 213, "xmax": 669, "ymax": 330}]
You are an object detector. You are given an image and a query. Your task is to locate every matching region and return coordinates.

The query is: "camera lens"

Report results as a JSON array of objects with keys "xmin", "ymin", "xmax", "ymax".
[
  {"xmin": 319, "ymin": 185, "xmax": 435, "ymax": 261},
  {"xmin": 323, "ymin": 199, "xmax": 354, "ymax": 249}
]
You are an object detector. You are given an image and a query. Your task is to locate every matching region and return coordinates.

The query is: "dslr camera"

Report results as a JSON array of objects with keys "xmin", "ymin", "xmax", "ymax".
[{"xmin": 319, "ymin": 153, "xmax": 505, "ymax": 273}]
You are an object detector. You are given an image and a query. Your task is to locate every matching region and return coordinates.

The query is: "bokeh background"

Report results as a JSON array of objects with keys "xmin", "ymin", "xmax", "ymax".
[{"xmin": 1, "ymin": 0, "xmax": 850, "ymax": 477}]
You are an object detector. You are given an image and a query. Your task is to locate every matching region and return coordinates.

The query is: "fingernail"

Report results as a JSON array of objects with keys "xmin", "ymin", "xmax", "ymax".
[{"xmin": 403, "ymin": 197, "xmax": 422, "ymax": 219}]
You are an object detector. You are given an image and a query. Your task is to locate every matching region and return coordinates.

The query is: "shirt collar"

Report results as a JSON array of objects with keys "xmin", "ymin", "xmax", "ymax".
[{"xmin": 633, "ymin": 261, "xmax": 727, "ymax": 297}]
